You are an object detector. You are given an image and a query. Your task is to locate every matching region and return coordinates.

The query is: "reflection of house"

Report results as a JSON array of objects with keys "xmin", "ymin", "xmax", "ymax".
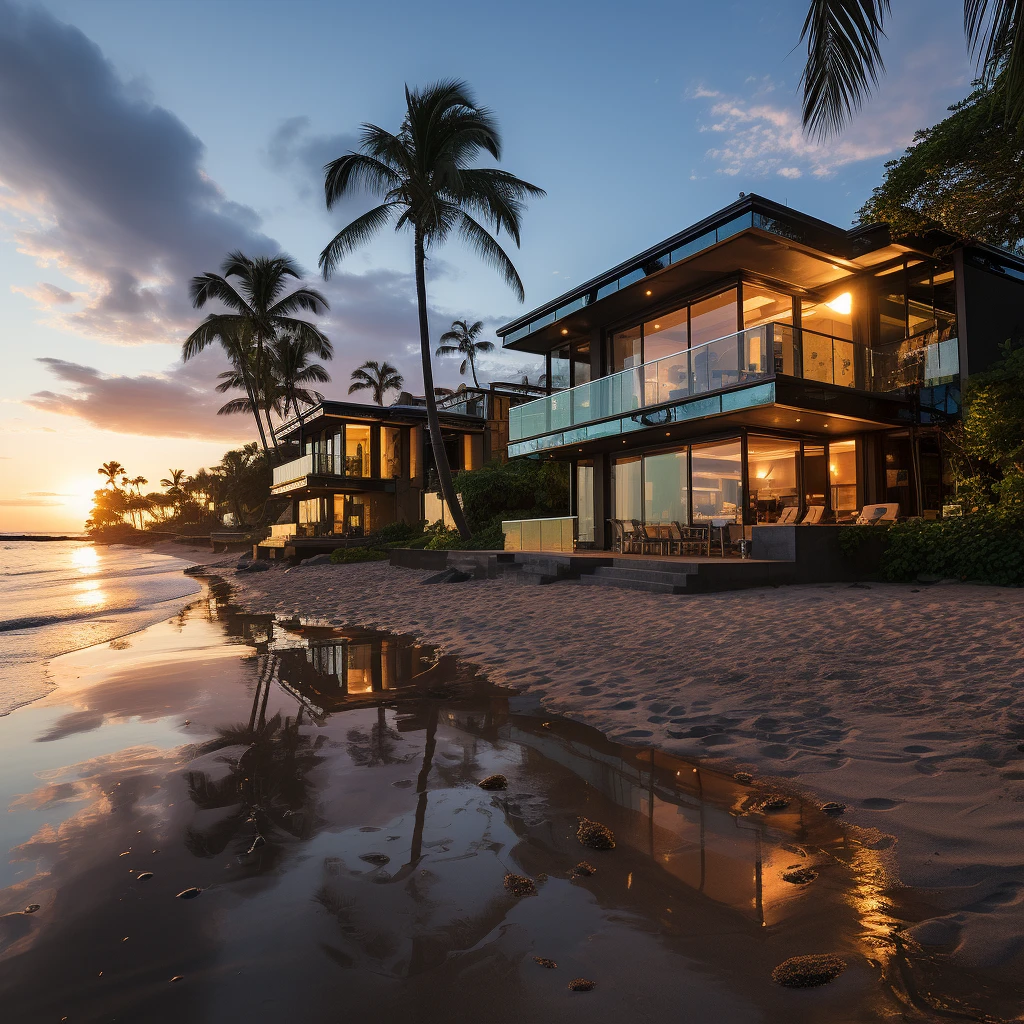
[
  {"xmin": 500, "ymin": 193, "xmax": 1024, "ymax": 548},
  {"xmin": 258, "ymin": 384, "xmax": 542, "ymax": 557}
]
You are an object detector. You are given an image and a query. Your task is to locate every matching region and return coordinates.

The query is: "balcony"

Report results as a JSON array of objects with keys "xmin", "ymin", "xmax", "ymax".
[
  {"xmin": 508, "ymin": 323, "xmax": 959, "ymax": 445},
  {"xmin": 271, "ymin": 452, "xmax": 371, "ymax": 493}
]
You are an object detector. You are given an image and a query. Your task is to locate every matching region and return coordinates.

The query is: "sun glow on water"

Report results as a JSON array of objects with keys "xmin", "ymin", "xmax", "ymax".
[{"xmin": 71, "ymin": 546, "xmax": 99, "ymax": 573}]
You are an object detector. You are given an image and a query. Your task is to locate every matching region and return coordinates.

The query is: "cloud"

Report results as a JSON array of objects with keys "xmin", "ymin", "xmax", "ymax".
[
  {"xmin": 0, "ymin": 498, "xmax": 64, "ymax": 507},
  {"xmin": 265, "ymin": 116, "xmax": 361, "ymax": 204},
  {"xmin": 27, "ymin": 491, "xmax": 72, "ymax": 496},
  {"xmin": 691, "ymin": 37, "xmax": 969, "ymax": 180},
  {"xmin": 0, "ymin": 0, "xmax": 279, "ymax": 345},
  {"xmin": 24, "ymin": 351, "xmax": 254, "ymax": 441}
]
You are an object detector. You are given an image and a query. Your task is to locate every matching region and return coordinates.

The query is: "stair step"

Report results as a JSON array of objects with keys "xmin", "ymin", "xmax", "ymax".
[
  {"xmin": 579, "ymin": 574, "xmax": 687, "ymax": 595},
  {"xmin": 592, "ymin": 566, "xmax": 694, "ymax": 586}
]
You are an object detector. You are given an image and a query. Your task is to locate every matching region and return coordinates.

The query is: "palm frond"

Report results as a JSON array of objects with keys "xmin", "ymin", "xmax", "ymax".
[
  {"xmin": 319, "ymin": 202, "xmax": 397, "ymax": 278},
  {"xmin": 800, "ymin": 0, "xmax": 891, "ymax": 141},
  {"xmin": 189, "ymin": 272, "xmax": 248, "ymax": 312},
  {"xmin": 966, "ymin": 0, "xmax": 1024, "ymax": 125},
  {"xmin": 268, "ymin": 286, "xmax": 330, "ymax": 318},
  {"xmin": 457, "ymin": 212, "xmax": 525, "ymax": 302}
]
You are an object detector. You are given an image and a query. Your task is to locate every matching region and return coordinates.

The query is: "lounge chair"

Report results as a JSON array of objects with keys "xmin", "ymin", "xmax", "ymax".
[
  {"xmin": 800, "ymin": 505, "xmax": 824, "ymax": 525},
  {"xmin": 854, "ymin": 503, "xmax": 900, "ymax": 525},
  {"xmin": 776, "ymin": 506, "xmax": 799, "ymax": 525}
]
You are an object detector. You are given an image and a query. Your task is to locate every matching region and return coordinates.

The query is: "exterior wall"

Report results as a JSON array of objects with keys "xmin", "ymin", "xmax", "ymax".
[{"xmin": 958, "ymin": 251, "xmax": 1024, "ymax": 375}]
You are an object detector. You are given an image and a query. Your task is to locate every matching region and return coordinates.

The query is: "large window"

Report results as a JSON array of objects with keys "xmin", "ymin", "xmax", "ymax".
[
  {"xmin": 691, "ymin": 440, "xmax": 742, "ymax": 523},
  {"xmin": 643, "ymin": 308, "xmax": 688, "ymax": 362},
  {"xmin": 612, "ymin": 456, "xmax": 642, "ymax": 522},
  {"xmin": 612, "ymin": 326, "xmax": 642, "ymax": 372},
  {"xmin": 746, "ymin": 437, "xmax": 799, "ymax": 523},
  {"xmin": 743, "ymin": 287, "xmax": 794, "ymax": 329},
  {"xmin": 380, "ymin": 426, "xmax": 401, "ymax": 479},
  {"xmin": 643, "ymin": 449, "xmax": 689, "ymax": 525},
  {"xmin": 690, "ymin": 290, "xmax": 738, "ymax": 348},
  {"xmin": 346, "ymin": 425, "xmax": 372, "ymax": 477},
  {"xmin": 576, "ymin": 460, "xmax": 595, "ymax": 543},
  {"xmin": 830, "ymin": 439, "xmax": 858, "ymax": 518}
]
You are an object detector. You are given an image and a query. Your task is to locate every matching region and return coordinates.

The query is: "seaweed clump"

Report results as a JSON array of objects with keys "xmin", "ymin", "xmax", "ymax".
[
  {"xmin": 504, "ymin": 873, "xmax": 537, "ymax": 898},
  {"xmin": 478, "ymin": 774, "xmax": 508, "ymax": 791},
  {"xmin": 821, "ymin": 801, "xmax": 846, "ymax": 815},
  {"xmin": 572, "ymin": 861, "xmax": 597, "ymax": 877},
  {"xmin": 576, "ymin": 817, "xmax": 616, "ymax": 850},
  {"xmin": 781, "ymin": 866, "xmax": 818, "ymax": 885},
  {"xmin": 771, "ymin": 954, "xmax": 846, "ymax": 988},
  {"xmin": 569, "ymin": 978, "xmax": 596, "ymax": 991},
  {"xmin": 533, "ymin": 957, "xmax": 557, "ymax": 969},
  {"xmin": 758, "ymin": 795, "xmax": 790, "ymax": 812}
]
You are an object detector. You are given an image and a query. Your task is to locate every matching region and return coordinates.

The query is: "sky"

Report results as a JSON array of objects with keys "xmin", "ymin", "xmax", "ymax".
[{"xmin": 0, "ymin": 0, "xmax": 975, "ymax": 532}]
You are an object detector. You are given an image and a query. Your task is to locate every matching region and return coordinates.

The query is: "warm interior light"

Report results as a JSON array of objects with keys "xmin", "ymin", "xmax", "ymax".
[
  {"xmin": 795, "ymin": 418, "xmax": 801, "ymax": 422},
  {"xmin": 826, "ymin": 292, "xmax": 852, "ymax": 315},
  {"xmin": 645, "ymin": 289, "xmax": 652, "ymax": 296},
  {"xmin": 830, "ymin": 463, "xmax": 837, "ymax": 475},
  {"xmin": 561, "ymin": 328, "xmax": 568, "ymax": 335},
  {"xmin": 653, "ymin": 324, "xmax": 661, "ymax": 329}
]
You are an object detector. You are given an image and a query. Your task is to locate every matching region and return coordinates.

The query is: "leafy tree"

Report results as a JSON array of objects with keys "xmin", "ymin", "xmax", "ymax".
[
  {"xmin": 214, "ymin": 443, "xmax": 271, "ymax": 526},
  {"xmin": 436, "ymin": 319, "xmax": 494, "ymax": 387},
  {"xmin": 857, "ymin": 74, "xmax": 1024, "ymax": 252},
  {"xmin": 97, "ymin": 461, "xmax": 125, "ymax": 489},
  {"xmin": 347, "ymin": 359, "xmax": 404, "ymax": 405},
  {"xmin": 185, "ymin": 252, "xmax": 330, "ymax": 458},
  {"xmin": 319, "ymin": 79, "xmax": 544, "ymax": 539},
  {"xmin": 798, "ymin": 1, "xmax": 1024, "ymax": 140}
]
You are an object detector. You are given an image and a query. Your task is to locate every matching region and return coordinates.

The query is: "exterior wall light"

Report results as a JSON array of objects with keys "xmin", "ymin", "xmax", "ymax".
[
  {"xmin": 561, "ymin": 328, "xmax": 568, "ymax": 335},
  {"xmin": 645, "ymin": 289, "xmax": 652, "ymax": 296},
  {"xmin": 826, "ymin": 292, "xmax": 852, "ymax": 315}
]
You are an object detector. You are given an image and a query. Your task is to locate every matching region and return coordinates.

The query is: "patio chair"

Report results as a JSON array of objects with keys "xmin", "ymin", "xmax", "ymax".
[
  {"xmin": 776, "ymin": 506, "xmax": 799, "ymax": 525},
  {"xmin": 608, "ymin": 518, "xmax": 627, "ymax": 553},
  {"xmin": 854, "ymin": 503, "xmax": 900, "ymax": 525},
  {"xmin": 632, "ymin": 520, "xmax": 667, "ymax": 555},
  {"xmin": 670, "ymin": 521, "xmax": 710, "ymax": 556},
  {"xmin": 800, "ymin": 505, "xmax": 824, "ymax": 525}
]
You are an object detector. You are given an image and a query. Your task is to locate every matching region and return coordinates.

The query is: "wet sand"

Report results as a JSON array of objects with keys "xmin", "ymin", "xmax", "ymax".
[
  {"xmin": 225, "ymin": 560, "xmax": 1024, "ymax": 1019},
  {"xmin": 1, "ymin": 582, "xmax": 1000, "ymax": 1022}
]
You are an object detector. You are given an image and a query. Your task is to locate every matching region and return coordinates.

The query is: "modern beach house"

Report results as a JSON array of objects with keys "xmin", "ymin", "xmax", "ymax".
[
  {"xmin": 258, "ymin": 383, "xmax": 542, "ymax": 557},
  {"xmin": 499, "ymin": 193, "xmax": 1024, "ymax": 551}
]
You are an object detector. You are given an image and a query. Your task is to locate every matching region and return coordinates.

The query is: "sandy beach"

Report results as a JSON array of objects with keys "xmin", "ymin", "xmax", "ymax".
[{"xmin": 227, "ymin": 560, "xmax": 1024, "ymax": 1007}]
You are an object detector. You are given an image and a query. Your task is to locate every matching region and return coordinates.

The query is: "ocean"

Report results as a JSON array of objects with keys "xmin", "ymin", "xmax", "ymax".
[{"xmin": 0, "ymin": 539, "xmax": 202, "ymax": 714}]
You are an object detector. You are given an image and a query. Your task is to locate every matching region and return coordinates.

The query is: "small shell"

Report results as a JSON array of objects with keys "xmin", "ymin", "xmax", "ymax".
[
  {"xmin": 175, "ymin": 887, "xmax": 202, "ymax": 900},
  {"xmin": 136, "ymin": 872, "xmax": 154, "ymax": 881},
  {"xmin": 821, "ymin": 801, "xmax": 846, "ymax": 815},
  {"xmin": 24, "ymin": 904, "xmax": 40, "ymax": 914}
]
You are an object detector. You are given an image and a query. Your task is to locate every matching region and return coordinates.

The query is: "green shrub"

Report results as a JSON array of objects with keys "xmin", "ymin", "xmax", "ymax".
[
  {"xmin": 453, "ymin": 459, "xmax": 569, "ymax": 534},
  {"xmin": 424, "ymin": 525, "xmax": 463, "ymax": 550},
  {"xmin": 374, "ymin": 520, "xmax": 425, "ymax": 545},
  {"xmin": 329, "ymin": 547, "xmax": 390, "ymax": 564},
  {"xmin": 881, "ymin": 508, "xmax": 1024, "ymax": 585}
]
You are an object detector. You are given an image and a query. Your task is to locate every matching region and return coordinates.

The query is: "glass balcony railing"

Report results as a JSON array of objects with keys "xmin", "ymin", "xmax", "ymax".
[
  {"xmin": 508, "ymin": 323, "xmax": 960, "ymax": 442},
  {"xmin": 271, "ymin": 452, "xmax": 370, "ymax": 490}
]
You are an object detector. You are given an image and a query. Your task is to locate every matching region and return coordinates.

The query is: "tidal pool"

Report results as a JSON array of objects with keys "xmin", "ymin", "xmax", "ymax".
[{"xmin": 0, "ymin": 583, "xmax": 1002, "ymax": 1022}]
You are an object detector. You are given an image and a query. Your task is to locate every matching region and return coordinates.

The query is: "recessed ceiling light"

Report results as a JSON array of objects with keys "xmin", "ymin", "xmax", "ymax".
[
  {"xmin": 665, "ymin": 431, "xmax": 671, "ymax": 436},
  {"xmin": 561, "ymin": 328, "xmax": 568, "ymax": 335},
  {"xmin": 654, "ymin": 324, "xmax": 661, "ymax": 329},
  {"xmin": 823, "ymin": 422, "xmax": 829, "ymax": 427},
  {"xmin": 645, "ymin": 289, "xmax": 652, "ymax": 296},
  {"xmin": 795, "ymin": 418, "xmax": 801, "ymax": 422}
]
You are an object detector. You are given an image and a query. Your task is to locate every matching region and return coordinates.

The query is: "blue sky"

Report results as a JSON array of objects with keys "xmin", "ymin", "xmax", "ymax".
[{"xmin": 0, "ymin": 0, "xmax": 973, "ymax": 529}]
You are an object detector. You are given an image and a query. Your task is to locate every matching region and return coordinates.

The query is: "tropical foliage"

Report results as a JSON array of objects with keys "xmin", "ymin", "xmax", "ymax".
[
  {"xmin": 858, "ymin": 73, "xmax": 1024, "ymax": 251},
  {"xmin": 799, "ymin": 1, "xmax": 1024, "ymax": 140},
  {"xmin": 348, "ymin": 360, "xmax": 404, "ymax": 405},
  {"xmin": 436, "ymin": 319, "xmax": 494, "ymax": 387},
  {"xmin": 318, "ymin": 78, "xmax": 544, "ymax": 539},
  {"xmin": 184, "ymin": 251, "xmax": 331, "ymax": 457}
]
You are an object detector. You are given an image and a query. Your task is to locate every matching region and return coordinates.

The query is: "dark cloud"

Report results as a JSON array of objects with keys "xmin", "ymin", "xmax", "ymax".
[
  {"xmin": 0, "ymin": 0, "xmax": 278, "ymax": 344},
  {"xmin": 265, "ymin": 116, "xmax": 361, "ymax": 204},
  {"xmin": 25, "ymin": 351, "xmax": 254, "ymax": 441}
]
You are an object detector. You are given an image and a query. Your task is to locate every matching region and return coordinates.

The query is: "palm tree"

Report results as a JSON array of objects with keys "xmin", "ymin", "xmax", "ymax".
[
  {"xmin": 319, "ymin": 79, "xmax": 544, "ymax": 539},
  {"xmin": 185, "ymin": 252, "xmax": 330, "ymax": 459},
  {"xmin": 128, "ymin": 475, "xmax": 147, "ymax": 495},
  {"xmin": 161, "ymin": 469, "xmax": 186, "ymax": 494},
  {"xmin": 97, "ymin": 461, "xmax": 124, "ymax": 489},
  {"xmin": 273, "ymin": 334, "xmax": 332, "ymax": 426},
  {"xmin": 799, "ymin": 1, "xmax": 1024, "ymax": 140},
  {"xmin": 436, "ymin": 319, "xmax": 493, "ymax": 388},
  {"xmin": 348, "ymin": 360, "xmax": 404, "ymax": 405}
]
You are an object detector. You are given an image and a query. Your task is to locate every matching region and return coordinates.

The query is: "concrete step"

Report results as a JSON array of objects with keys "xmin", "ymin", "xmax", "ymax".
[
  {"xmin": 579, "ymin": 574, "xmax": 687, "ymax": 595},
  {"xmin": 591, "ymin": 565, "xmax": 694, "ymax": 586}
]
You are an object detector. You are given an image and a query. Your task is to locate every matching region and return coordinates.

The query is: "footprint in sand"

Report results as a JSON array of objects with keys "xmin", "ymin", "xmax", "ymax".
[{"xmin": 860, "ymin": 797, "xmax": 901, "ymax": 810}]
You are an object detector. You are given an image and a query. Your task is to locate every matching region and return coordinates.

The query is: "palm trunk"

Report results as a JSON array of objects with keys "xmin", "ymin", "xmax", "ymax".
[
  {"xmin": 254, "ymin": 334, "xmax": 280, "ymax": 461},
  {"xmin": 469, "ymin": 349, "xmax": 480, "ymax": 388},
  {"xmin": 230, "ymin": 337, "xmax": 271, "ymax": 457},
  {"xmin": 414, "ymin": 230, "xmax": 471, "ymax": 539}
]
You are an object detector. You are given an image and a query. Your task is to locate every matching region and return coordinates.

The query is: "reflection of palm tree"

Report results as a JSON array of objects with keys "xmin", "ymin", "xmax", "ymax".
[
  {"xmin": 345, "ymin": 707, "xmax": 412, "ymax": 767},
  {"xmin": 184, "ymin": 668, "xmax": 326, "ymax": 860}
]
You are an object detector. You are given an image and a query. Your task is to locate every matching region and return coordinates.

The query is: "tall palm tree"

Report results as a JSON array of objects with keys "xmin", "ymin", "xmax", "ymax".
[
  {"xmin": 348, "ymin": 360, "xmax": 404, "ymax": 405},
  {"xmin": 319, "ymin": 79, "xmax": 544, "ymax": 539},
  {"xmin": 160, "ymin": 469, "xmax": 187, "ymax": 493},
  {"xmin": 799, "ymin": 1, "xmax": 1024, "ymax": 140},
  {"xmin": 97, "ymin": 461, "xmax": 125, "ymax": 489},
  {"xmin": 128, "ymin": 475, "xmax": 147, "ymax": 495},
  {"xmin": 185, "ymin": 252, "xmax": 330, "ymax": 459},
  {"xmin": 274, "ymin": 334, "xmax": 332, "ymax": 426},
  {"xmin": 436, "ymin": 319, "xmax": 493, "ymax": 388}
]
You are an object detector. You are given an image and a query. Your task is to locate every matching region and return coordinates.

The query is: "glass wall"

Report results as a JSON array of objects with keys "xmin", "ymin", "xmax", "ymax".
[
  {"xmin": 829, "ymin": 439, "xmax": 858, "ymax": 519},
  {"xmin": 346, "ymin": 425, "xmax": 372, "ymax": 477},
  {"xmin": 612, "ymin": 326, "xmax": 642, "ymax": 372},
  {"xmin": 612, "ymin": 456, "xmax": 642, "ymax": 522},
  {"xmin": 550, "ymin": 344, "xmax": 572, "ymax": 390},
  {"xmin": 746, "ymin": 437, "xmax": 799, "ymax": 523},
  {"xmin": 572, "ymin": 342, "xmax": 592, "ymax": 386},
  {"xmin": 643, "ymin": 308, "xmax": 688, "ymax": 362},
  {"xmin": 690, "ymin": 289, "xmax": 738, "ymax": 348},
  {"xmin": 576, "ymin": 460, "xmax": 595, "ymax": 543},
  {"xmin": 691, "ymin": 440, "xmax": 742, "ymax": 523},
  {"xmin": 380, "ymin": 426, "xmax": 401, "ymax": 479},
  {"xmin": 801, "ymin": 290, "xmax": 854, "ymax": 342},
  {"xmin": 743, "ymin": 287, "xmax": 794, "ymax": 329},
  {"xmin": 643, "ymin": 449, "xmax": 689, "ymax": 525},
  {"xmin": 803, "ymin": 444, "xmax": 827, "ymax": 511}
]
